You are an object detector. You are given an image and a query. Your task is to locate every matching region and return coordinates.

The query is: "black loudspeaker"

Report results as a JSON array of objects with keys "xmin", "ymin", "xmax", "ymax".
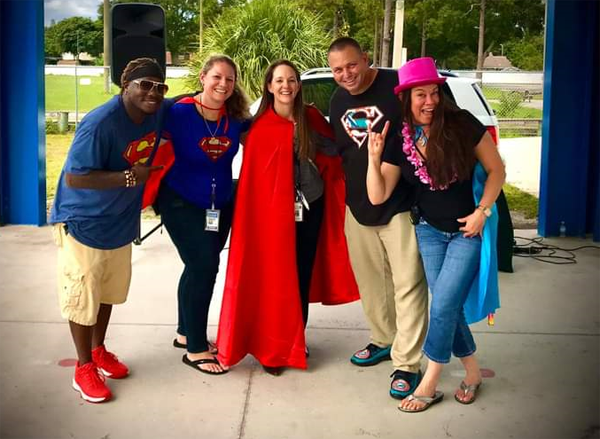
[{"xmin": 110, "ymin": 3, "xmax": 166, "ymax": 86}]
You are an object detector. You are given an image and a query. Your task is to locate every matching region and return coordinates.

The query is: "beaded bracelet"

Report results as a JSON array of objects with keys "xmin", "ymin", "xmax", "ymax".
[{"xmin": 123, "ymin": 169, "xmax": 137, "ymax": 188}]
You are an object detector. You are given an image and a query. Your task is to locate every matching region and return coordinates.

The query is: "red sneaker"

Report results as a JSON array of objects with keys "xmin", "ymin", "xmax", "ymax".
[
  {"xmin": 72, "ymin": 361, "xmax": 112, "ymax": 403},
  {"xmin": 92, "ymin": 345, "xmax": 129, "ymax": 379}
]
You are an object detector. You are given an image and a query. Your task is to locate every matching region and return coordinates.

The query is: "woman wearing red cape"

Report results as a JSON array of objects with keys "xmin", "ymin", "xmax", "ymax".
[{"xmin": 216, "ymin": 60, "xmax": 359, "ymax": 374}]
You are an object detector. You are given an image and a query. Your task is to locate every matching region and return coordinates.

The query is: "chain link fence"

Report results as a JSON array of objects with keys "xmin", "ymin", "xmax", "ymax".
[
  {"xmin": 456, "ymin": 70, "xmax": 544, "ymax": 138},
  {"xmin": 44, "ymin": 65, "xmax": 190, "ymax": 133},
  {"xmin": 45, "ymin": 67, "xmax": 544, "ymax": 138},
  {"xmin": 484, "ymin": 83, "xmax": 543, "ymax": 137}
]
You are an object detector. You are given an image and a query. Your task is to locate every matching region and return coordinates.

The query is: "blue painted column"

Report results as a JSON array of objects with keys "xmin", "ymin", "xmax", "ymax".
[
  {"xmin": 586, "ymin": 11, "xmax": 600, "ymax": 242},
  {"xmin": 0, "ymin": 0, "xmax": 46, "ymax": 225},
  {"xmin": 538, "ymin": 0, "xmax": 600, "ymax": 240}
]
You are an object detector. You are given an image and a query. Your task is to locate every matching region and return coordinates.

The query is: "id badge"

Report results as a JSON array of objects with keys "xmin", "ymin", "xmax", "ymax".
[
  {"xmin": 205, "ymin": 208, "xmax": 220, "ymax": 232},
  {"xmin": 294, "ymin": 201, "xmax": 303, "ymax": 222}
]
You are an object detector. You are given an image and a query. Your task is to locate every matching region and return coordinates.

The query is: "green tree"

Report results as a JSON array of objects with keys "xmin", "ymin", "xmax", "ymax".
[
  {"xmin": 293, "ymin": 0, "xmax": 348, "ymax": 38},
  {"xmin": 45, "ymin": 17, "xmax": 103, "ymax": 58},
  {"xmin": 350, "ymin": 0, "xmax": 385, "ymax": 63},
  {"xmin": 445, "ymin": 48, "xmax": 477, "ymax": 69},
  {"xmin": 189, "ymin": 0, "xmax": 330, "ymax": 100},
  {"xmin": 45, "ymin": 25, "xmax": 63, "ymax": 58},
  {"xmin": 505, "ymin": 33, "xmax": 544, "ymax": 70},
  {"xmin": 292, "ymin": 0, "xmax": 385, "ymax": 62},
  {"xmin": 402, "ymin": 0, "xmax": 546, "ymax": 69}
]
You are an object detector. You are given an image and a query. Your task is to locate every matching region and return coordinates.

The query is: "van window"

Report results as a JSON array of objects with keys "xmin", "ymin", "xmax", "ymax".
[
  {"xmin": 441, "ymin": 82, "xmax": 456, "ymax": 104},
  {"xmin": 302, "ymin": 78, "xmax": 338, "ymax": 117}
]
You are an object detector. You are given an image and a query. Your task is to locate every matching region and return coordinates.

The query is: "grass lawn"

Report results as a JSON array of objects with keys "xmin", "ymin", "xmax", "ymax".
[
  {"xmin": 45, "ymin": 75, "xmax": 195, "ymax": 113},
  {"xmin": 482, "ymin": 86, "xmax": 543, "ymax": 101},
  {"xmin": 46, "ymin": 134, "xmax": 72, "ymax": 200},
  {"xmin": 489, "ymin": 102, "xmax": 543, "ymax": 119},
  {"xmin": 45, "ymin": 134, "xmax": 539, "ymax": 221},
  {"xmin": 502, "ymin": 183, "xmax": 539, "ymax": 219}
]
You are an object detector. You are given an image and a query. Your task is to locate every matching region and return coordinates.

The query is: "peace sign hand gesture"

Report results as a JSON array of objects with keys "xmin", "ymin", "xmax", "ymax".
[{"xmin": 367, "ymin": 121, "xmax": 390, "ymax": 160}]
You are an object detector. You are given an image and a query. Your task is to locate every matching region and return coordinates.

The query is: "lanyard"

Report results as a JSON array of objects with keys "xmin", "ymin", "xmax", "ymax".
[
  {"xmin": 194, "ymin": 97, "xmax": 229, "ymax": 134},
  {"xmin": 210, "ymin": 178, "xmax": 216, "ymax": 210}
]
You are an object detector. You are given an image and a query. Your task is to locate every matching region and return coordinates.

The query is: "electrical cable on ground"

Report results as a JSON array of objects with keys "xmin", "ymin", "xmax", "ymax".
[{"xmin": 512, "ymin": 235, "xmax": 600, "ymax": 265}]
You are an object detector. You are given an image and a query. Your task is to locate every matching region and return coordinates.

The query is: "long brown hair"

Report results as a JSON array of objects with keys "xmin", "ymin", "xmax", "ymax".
[
  {"xmin": 199, "ymin": 54, "xmax": 250, "ymax": 120},
  {"xmin": 255, "ymin": 60, "xmax": 314, "ymax": 160},
  {"xmin": 400, "ymin": 86, "xmax": 476, "ymax": 187}
]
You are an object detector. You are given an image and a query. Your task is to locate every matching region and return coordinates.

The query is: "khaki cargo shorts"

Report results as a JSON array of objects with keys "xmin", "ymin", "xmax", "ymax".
[{"xmin": 52, "ymin": 223, "xmax": 132, "ymax": 326}]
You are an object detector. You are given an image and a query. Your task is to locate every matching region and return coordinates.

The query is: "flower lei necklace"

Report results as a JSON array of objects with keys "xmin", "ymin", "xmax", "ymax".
[{"xmin": 401, "ymin": 122, "xmax": 455, "ymax": 191}]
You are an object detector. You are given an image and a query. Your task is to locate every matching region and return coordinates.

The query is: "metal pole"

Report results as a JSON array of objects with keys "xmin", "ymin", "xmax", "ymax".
[
  {"xmin": 476, "ymin": 0, "xmax": 486, "ymax": 80},
  {"xmin": 75, "ymin": 31, "xmax": 79, "ymax": 128},
  {"xmin": 199, "ymin": 0, "xmax": 203, "ymax": 53},
  {"xmin": 381, "ymin": 0, "xmax": 392, "ymax": 67},
  {"xmin": 103, "ymin": 0, "xmax": 112, "ymax": 92},
  {"xmin": 392, "ymin": 0, "xmax": 405, "ymax": 68}
]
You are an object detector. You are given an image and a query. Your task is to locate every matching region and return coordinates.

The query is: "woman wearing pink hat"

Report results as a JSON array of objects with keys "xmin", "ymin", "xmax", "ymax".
[{"xmin": 366, "ymin": 57, "xmax": 505, "ymax": 412}]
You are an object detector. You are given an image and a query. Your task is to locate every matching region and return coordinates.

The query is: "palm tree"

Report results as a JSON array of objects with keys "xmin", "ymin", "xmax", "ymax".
[{"xmin": 187, "ymin": 0, "xmax": 330, "ymax": 100}]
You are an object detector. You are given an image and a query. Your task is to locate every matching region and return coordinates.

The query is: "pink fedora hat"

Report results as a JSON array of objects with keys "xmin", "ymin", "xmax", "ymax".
[{"xmin": 393, "ymin": 57, "xmax": 446, "ymax": 95}]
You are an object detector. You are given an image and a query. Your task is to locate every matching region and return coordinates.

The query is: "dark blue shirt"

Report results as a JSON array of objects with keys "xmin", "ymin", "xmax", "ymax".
[
  {"xmin": 163, "ymin": 99, "xmax": 251, "ymax": 209},
  {"xmin": 49, "ymin": 96, "xmax": 162, "ymax": 249}
]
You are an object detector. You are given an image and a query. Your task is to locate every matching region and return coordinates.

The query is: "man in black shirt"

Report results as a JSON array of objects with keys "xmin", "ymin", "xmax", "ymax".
[{"xmin": 327, "ymin": 37, "xmax": 429, "ymax": 400}]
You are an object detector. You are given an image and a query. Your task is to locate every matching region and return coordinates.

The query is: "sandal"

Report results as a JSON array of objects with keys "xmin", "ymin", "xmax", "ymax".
[
  {"xmin": 173, "ymin": 338, "xmax": 186, "ymax": 349},
  {"xmin": 350, "ymin": 343, "xmax": 391, "ymax": 367},
  {"xmin": 398, "ymin": 391, "xmax": 444, "ymax": 413},
  {"xmin": 173, "ymin": 339, "xmax": 218, "ymax": 354},
  {"xmin": 390, "ymin": 369, "xmax": 422, "ymax": 400},
  {"xmin": 454, "ymin": 381, "xmax": 481, "ymax": 404},
  {"xmin": 181, "ymin": 354, "xmax": 228, "ymax": 375}
]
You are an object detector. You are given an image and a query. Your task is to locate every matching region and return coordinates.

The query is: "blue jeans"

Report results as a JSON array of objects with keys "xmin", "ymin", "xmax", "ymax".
[{"xmin": 415, "ymin": 221, "xmax": 480, "ymax": 363}]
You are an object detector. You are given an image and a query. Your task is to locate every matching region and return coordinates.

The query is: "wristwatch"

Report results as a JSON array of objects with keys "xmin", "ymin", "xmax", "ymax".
[{"xmin": 477, "ymin": 204, "xmax": 492, "ymax": 218}]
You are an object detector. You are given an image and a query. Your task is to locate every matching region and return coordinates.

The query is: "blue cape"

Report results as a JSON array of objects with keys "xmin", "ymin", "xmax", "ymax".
[{"xmin": 464, "ymin": 162, "xmax": 500, "ymax": 324}]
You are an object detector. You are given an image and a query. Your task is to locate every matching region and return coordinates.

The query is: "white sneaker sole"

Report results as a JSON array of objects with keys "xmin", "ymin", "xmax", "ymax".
[{"xmin": 72, "ymin": 378, "xmax": 111, "ymax": 403}]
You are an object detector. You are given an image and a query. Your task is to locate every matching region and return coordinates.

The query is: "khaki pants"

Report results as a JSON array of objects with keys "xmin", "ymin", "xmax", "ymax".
[
  {"xmin": 53, "ymin": 224, "xmax": 132, "ymax": 326},
  {"xmin": 344, "ymin": 209, "xmax": 428, "ymax": 373}
]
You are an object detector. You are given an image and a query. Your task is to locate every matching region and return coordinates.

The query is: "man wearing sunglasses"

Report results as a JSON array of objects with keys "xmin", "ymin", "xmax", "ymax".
[
  {"xmin": 132, "ymin": 78, "xmax": 169, "ymax": 95},
  {"xmin": 49, "ymin": 57, "xmax": 167, "ymax": 403}
]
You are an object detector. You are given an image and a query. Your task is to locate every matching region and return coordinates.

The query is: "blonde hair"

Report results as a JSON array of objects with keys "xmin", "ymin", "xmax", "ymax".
[{"xmin": 200, "ymin": 54, "xmax": 250, "ymax": 120}]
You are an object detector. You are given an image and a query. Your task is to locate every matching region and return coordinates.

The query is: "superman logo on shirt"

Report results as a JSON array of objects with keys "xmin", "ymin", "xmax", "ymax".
[
  {"xmin": 123, "ymin": 132, "xmax": 157, "ymax": 166},
  {"xmin": 340, "ymin": 106, "xmax": 383, "ymax": 148},
  {"xmin": 199, "ymin": 136, "xmax": 232, "ymax": 162}
]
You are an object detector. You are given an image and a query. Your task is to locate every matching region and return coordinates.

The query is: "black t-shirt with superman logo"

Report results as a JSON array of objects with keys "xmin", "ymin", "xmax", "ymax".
[
  {"xmin": 329, "ymin": 69, "xmax": 414, "ymax": 226},
  {"xmin": 383, "ymin": 109, "xmax": 486, "ymax": 232}
]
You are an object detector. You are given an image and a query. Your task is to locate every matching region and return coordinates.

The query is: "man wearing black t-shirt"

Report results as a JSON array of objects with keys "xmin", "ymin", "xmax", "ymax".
[{"xmin": 327, "ymin": 37, "xmax": 429, "ymax": 400}]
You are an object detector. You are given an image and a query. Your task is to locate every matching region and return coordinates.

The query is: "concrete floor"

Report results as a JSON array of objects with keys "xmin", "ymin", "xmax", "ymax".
[{"xmin": 0, "ymin": 222, "xmax": 598, "ymax": 439}]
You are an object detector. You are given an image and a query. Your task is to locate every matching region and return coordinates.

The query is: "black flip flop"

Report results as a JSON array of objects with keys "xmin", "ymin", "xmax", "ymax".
[
  {"xmin": 173, "ymin": 339, "xmax": 186, "ymax": 349},
  {"xmin": 173, "ymin": 339, "xmax": 218, "ymax": 354},
  {"xmin": 182, "ymin": 354, "xmax": 228, "ymax": 375}
]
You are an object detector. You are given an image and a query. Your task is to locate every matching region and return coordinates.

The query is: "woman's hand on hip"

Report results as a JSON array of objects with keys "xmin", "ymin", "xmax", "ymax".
[{"xmin": 457, "ymin": 209, "xmax": 486, "ymax": 238}]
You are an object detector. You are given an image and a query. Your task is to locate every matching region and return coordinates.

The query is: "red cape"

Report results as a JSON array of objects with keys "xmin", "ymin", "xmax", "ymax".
[
  {"xmin": 216, "ymin": 106, "xmax": 358, "ymax": 369},
  {"xmin": 141, "ymin": 97, "xmax": 197, "ymax": 209}
]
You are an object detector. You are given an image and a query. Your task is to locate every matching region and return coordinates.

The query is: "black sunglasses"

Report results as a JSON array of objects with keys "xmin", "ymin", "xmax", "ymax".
[{"xmin": 132, "ymin": 79, "xmax": 169, "ymax": 95}]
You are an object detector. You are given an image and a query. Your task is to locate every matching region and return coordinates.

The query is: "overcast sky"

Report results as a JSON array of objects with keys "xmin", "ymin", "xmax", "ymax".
[{"xmin": 44, "ymin": 0, "xmax": 100, "ymax": 26}]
